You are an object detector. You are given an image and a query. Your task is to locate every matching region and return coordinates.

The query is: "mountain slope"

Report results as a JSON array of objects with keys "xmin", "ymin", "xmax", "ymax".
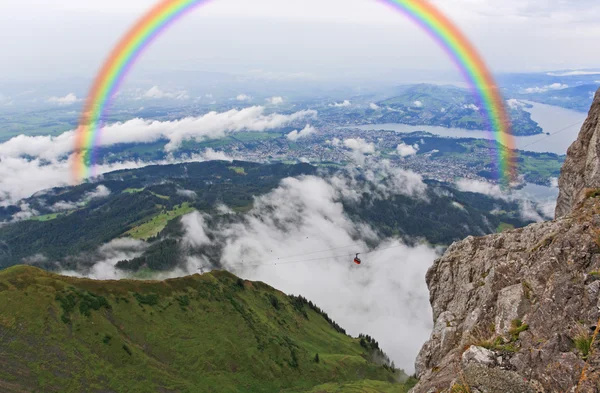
[{"xmin": 0, "ymin": 265, "xmax": 408, "ymax": 393}]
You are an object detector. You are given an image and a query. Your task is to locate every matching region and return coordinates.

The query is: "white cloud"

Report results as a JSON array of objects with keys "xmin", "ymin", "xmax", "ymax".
[
  {"xmin": 396, "ymin": 143, "xmax": 419, "ymax": 157},
  {"xmin": 50, "ymin": 185, "xmax": 111, "ymax": 212},
  {"xmin": 523, "ymin": 83, "xmax": 569, "ymax": 94},
  {"xmin": 0, "ymin": 106, "xmax": 316, "ymax": 161},
  {"xmin": 506, "ymin": 99, "xmax": 525, "ymax": 109},
  {"xmin": 142, "ymin": 86, "xmax": 189, "ymax": 100},
  {"xmin": 183, "ymin": 174, "xmax": 434, "ymax": 373},
  {"xmin": 369, "ymin": 103, "xmax": 380, "ymax": 110},
  {"xmin": 330, "ymin": 100, "xmax": 351, "ymax": 107},
  {"xmin": 440, "ymin": 108, "xmax": 446, "ymax": 113},
  {"xmin": 413, "ymin": 101, "xmax": 423, "ymax": 108},
  {"xmin": 456, "ymin": 179, "xmax": 506, "ymax": 199},
  {"xmin": 463, "ymin": 104, "xmax": 479, "ymax": 111},
  {"xmin": 62, "ymin": 238, "xmax": 149, "ymax": 280},
  {"xmin": 47, "ymin": 93, "xmax": 80, "ymax": 105},
  {"xmin": 11, "ymin": 202, "xmax": 39, "ymax": 221},
  {"xmin": 344, "ymin": 138, "xmax": 375, "ymax": 154},
  {"xmin": 266, "ymin": 96, "xmax": 284, "ymax": 105},
  {"xmin": 286, "ymin": 125, "xmax": 317, "ymax": 141},
  {"xmin": 177, "ymin": 189, "xmax": 197, "ymax": 199},
  {"xmin": 547, "ymin": 71, "xmax": 600, "ymax": 76},
  {"xmin": 200, "ymin": 148, "xmax": 234, "ymax": 162},
  {"xmin": 236, "ymin": 94, "xmax": 251, "ymax": 101},
  {"xmin": 456, "ymin": 179, "xmax": 558, "ymax": 222}
]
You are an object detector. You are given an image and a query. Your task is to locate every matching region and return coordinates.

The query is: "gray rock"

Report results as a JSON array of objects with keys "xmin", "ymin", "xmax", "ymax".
[
  {"xmin": 556, "ymin": 88, "xmax": 600, "ymax": 218},
  {"xmin": 462, "ymin": 346, "xmax": 496, "ymax": 367}
]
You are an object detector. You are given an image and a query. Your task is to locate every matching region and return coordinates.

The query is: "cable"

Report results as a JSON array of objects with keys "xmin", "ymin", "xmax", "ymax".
[
  {"xmin": 519, "ymin": 120, "xmax": 584, "ymax": 150},
  {"xmin": 228, "ymin": 242, "xmax": 407, "ymax": 269}
]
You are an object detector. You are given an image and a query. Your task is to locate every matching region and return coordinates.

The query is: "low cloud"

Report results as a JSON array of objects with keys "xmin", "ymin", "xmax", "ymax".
[
  {"xmin": 413, "ymin": 101, "xmax": 423, "ymax": 108},
  {"xmin": 397, "ymin": 142, "xmax": 419, "ymax": 157},
  {"xmin": 236, "ymin": 94, "xmax": 251, "ymax": 101},
  {"xmin": 506, "ymin": 99, "xmax": 525, "ymax": 109},
  {"xmin": 47, "ymin": 93, "xmax": 80, "ymax": 105},
  {"xmin": 344, "ymin": 138, "xmax": 375, "ymax": 154},
  {"xmin": 177, "ymin": 189, "xmax": 197, "ymax": 199},
  {"xmin": 456, "ymin": 179, "xmax": 558, "ymax": 222},
  {"xmin": 330, "ymin": 100, "xmax": 351, "ymax": 107},
  {"xmin": 50, "ymin": 185, "xmax": 111, "ymax": 212},
  {"xmin": 463, "ymin": 104, "xmax": 479, "ymax": 111},
  {"xmin": 266, "ymin": 96, "xmax": 284, "ymax": 105},
  {"xmin": 11, "ymin": 202, "xmax": 39, "ymax": 221},
  {"xmin": 142, "ymin": 86, "xmax": 189, "ymax": 100},
  {"xmin": 369, "ymin": 103, "xmax": 380, "ymax": 110},
  {"xmin": 287, "ymin": 125, "xmax": 317, "ymax": 141},
  {"xmin": 0, "ymin": 106, "xmax": 316, "ymax": 160},
  {"xmin": 523, "ymin": 83, "xmax": 569, "ymax": 94},
  {"xmin": 62, "ymin": 238, "xmax": 149, "ymax": 280},
  {"xmin": 200, "ymin": 148, "xmax": 234, "ymax": 162},
  {"xmin": 547, "ymin": 71, "xmax": 600, "ymax": 76}
]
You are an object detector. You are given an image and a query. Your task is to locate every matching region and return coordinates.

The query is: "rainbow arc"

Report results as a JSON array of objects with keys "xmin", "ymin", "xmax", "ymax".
[{"xmin": 74, "ymin": 0, "xmax": 515, "ymax": 182}]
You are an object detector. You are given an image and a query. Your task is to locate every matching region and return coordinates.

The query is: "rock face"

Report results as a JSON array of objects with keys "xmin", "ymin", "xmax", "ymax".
[
  {"xmin": 412, "ymin": 90, "xmax": 600, "ymax": 393},
  {"xmin": 556, "ymin": 89, "xmax": 600, "ymax": 218}
]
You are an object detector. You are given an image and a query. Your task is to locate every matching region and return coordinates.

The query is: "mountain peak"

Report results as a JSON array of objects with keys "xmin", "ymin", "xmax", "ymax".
[{"xmin": 556, "ymin": 87, "xmax": 600, "ymax": 218}]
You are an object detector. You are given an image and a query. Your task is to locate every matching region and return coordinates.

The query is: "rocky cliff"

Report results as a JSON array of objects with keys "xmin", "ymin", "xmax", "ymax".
[
  {"xmin": 556, "ymin": 89, "xmax": 600, "ymax": 218},
  {"xmin": 412, "ymin": 88, "xmax": 600, "ymax": 393}
]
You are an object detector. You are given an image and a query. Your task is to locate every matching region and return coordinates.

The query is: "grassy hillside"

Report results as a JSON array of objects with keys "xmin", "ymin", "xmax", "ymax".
[{"xmin": 0, "ymin": 266, "xmax": 411, "ymax": 393}]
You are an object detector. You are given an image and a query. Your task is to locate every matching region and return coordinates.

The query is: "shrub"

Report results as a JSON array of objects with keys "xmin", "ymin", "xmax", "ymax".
[{"xmin": 314, "ymin": 353, "xmax": 320, "ymax": 363}]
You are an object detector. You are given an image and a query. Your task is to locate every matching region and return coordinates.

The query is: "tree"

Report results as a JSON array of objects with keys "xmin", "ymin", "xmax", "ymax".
[{"xmin": 314, "ymin": 353, "xmax": 320, "ymax": 363}]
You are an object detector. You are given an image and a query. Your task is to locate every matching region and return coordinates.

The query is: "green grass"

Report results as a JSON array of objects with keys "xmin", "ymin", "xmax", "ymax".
[
  {"xmin": 125, "ymin": 202, "xmax": 195, "ymax": 240},
  {"xmin": 229, "ymin": 166, "xmax": 247, "ymax": 175},
  {"xmin": 123, "ymin": 188, "xmax": 145, "ymax": 194},
  {"xmin": 0, "ymin": 265, "xmax": 408, "ymax": 393},
  {"xmin": 496, "ymin": 223, "xmax": 515, "ymax": 233},
  {"xmin": 284, "ymin": 379, "xmax": 415, "ymax": 392},
  {"xmin": 28, "ymin": 213, "xmax": 60, "ymax": 222}
]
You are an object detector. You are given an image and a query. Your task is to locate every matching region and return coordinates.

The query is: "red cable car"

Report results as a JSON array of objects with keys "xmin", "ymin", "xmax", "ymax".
[{"xmin": 353, "ymin": 253, "xmax": 362, "ymax": 265}]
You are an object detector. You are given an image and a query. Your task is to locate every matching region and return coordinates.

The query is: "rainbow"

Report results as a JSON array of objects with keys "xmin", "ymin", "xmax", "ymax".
[{"xmin": 74, "ymin": 0, "xmax": 515, "ymax": 182}]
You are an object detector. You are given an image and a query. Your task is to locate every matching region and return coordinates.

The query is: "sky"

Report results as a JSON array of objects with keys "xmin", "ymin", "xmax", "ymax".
[{"xmin": 1, "ymin": 0, "xmax": 599, "ymax": 83}]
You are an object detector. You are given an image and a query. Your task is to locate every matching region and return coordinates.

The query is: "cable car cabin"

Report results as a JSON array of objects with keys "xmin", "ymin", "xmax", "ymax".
[{"xmin": 353, "ymin": 253, "xmax": 362, "ymax": 265}]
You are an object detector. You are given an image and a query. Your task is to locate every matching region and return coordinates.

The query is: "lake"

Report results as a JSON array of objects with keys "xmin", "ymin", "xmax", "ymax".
[{"xmin": 352, "ymin": 102, "xmax": 588, "ymax": 155}]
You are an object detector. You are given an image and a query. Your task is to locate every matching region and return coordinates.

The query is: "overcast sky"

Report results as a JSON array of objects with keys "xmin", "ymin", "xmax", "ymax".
[{"xmin": 1, "ymin": 0, "xmax": 599, "ymax": 82}]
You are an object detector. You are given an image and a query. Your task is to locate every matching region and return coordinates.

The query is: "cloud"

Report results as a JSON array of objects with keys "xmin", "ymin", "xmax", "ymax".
[
  {"xmin": 50, "ymin": 185, "xmax": 111, "ymax": 212},
  {"xmin": 200, "ymin": 148, "xmax": 234, "ymax": 162},
  {"xmin": 523, "ymin": 83, "xmax": 569, "ymax": 94},
  {"xmin": 182, "ymin": 174, "xmax": 435, "ymax": 373},
  {"xmin": 506, "ymin": 99, "xmax": 525, "ymax": 109},
  {"xmin": 0, "ymin": 106, "xmax": 316, "ymax": 161},
  {"xmin": 62, "ymin": 238, "xmax": 149, "ymax": 280},
  {"xmin": 142, "ymin": 86, "xmax": 189, "ymax": 100},
  {"xmin": 286, "ymin": 125, "xmax": 317, "ymax": 141},
  {"xmin": 266, "ymin": 96, "xmax": 284, "ymax": 105},
  {"xmin": 236, "ymin": 94, "xmax": 251, "ymax": 101},
  {"xmin": 413, "ymin": 101, "xmax": 423, "ymax": 108},
  {"xmin": 463, "ymin": 104, "xmax": 479, "ymax": 111},
  {"xmin": 11, "ymin": 202, "xmax": 39, "ymax": 221},
  {"xmin": 369, "ymin": 103, "xmax": 380, "ymax": 110},
  {"xmin": 456, "ymin": 179, "xmax": 505, "ymax": 199},
  {"xmin": 456, "ymin": 179, "xmax": 558, "ymax": 221},
  {"xmin": 344, "ymin": 138, "xmax": 375, "ymax": 154},
  {"xmin": 329, "ymin": 100, "xmax": 351, "ymax": 107},
  {"xmin": 177, "ymin": 189, "xmax": 197, "ymax": 199},
  {"xmin": 47, "ymin": 93, "xmax": 80, "ymax": 105},
  {"xmin": 547, "ymin": 71, "xmax": 600, "ymax": 76},
  {"xmin": 396, "ymin": 142, "xmax": 419, "ymax": 157}
]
